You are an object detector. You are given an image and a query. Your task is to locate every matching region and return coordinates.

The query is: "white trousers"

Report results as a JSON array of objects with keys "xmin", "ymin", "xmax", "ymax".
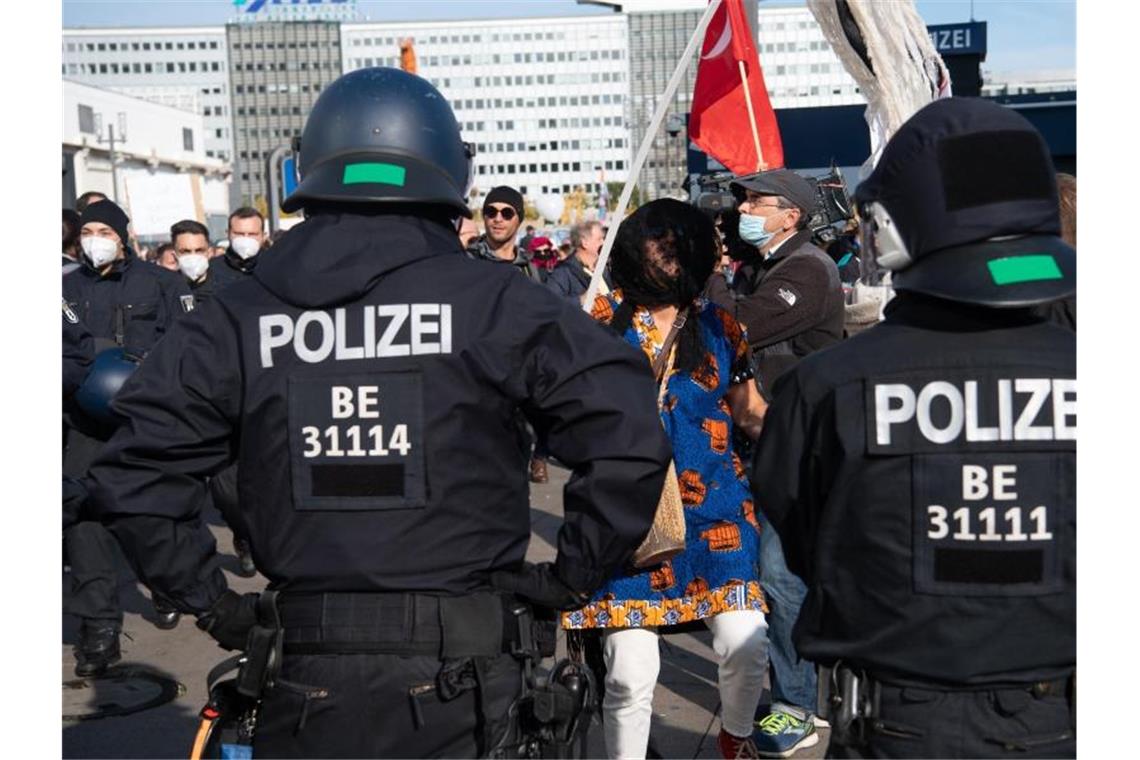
[{"xmin": 601, "ymin": 610, "xmax": 769, "ymax": 759}]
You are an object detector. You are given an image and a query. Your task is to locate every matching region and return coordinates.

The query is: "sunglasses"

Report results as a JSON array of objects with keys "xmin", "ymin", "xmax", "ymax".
[{"xmin": 483, "ymin": 206, "xmax": 517, "ymax": 221}]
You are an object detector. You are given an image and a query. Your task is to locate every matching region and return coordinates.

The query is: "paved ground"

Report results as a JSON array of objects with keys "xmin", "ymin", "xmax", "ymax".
[{"xmin": 62, "ymin": 463, "xmax": 828, "ymax": 758}]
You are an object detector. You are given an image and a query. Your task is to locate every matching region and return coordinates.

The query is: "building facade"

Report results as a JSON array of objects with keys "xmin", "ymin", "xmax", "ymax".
[
  {"xmin": 63, "ymin": 1, "xmax": 874, "ymax": 211},
  {"xmin": 341, "ymin": 14, "xmax": 631, "ymax": 206},
  {"xmin": 226, "ymin": 20, "xmax": 342, "ymax": 205},
  {"xmin": 63, "ymin": 80, "xmax": 231, "ymax": 239},
  {"xmin": 62, "ymin": 27, "xmax": 234, "ymax": 164}
]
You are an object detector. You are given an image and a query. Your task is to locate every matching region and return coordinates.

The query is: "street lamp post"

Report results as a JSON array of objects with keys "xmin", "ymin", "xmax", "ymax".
[{"xmin": 95, "ymin": 112, "xmax": 128, "ymax": 203}]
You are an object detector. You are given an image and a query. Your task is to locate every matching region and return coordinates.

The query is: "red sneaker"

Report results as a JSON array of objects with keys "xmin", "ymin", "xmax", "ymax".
[{"xmin": 718, "ymin": 728, "xmax": 760, "ymax": 759}]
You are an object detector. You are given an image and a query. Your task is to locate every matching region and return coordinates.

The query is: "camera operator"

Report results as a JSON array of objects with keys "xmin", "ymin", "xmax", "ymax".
[{"xmin": 705, "ymin": 170, "xmax": 845, "ymax": 397}]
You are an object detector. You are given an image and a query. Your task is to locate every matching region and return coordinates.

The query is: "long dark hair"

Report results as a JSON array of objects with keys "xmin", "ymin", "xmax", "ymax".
[{"xmin": 608, "ymin": 199, "xmax": 719, "ymax": 374}]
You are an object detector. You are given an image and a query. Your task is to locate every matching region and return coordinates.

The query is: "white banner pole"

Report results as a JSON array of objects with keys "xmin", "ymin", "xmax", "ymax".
[
  {"xmin": 581, "ymin": 0, "xmax": 725, "ymax": 312},
  {"xmin": 737, "ymin": 59, "xmax": 765, "ymax": 172}
]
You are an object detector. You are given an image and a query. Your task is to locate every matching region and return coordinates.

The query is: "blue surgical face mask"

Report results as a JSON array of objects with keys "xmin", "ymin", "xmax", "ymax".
[{"xmin": 738, "ymin": 213, "xmax": 776, "ymax": 248}]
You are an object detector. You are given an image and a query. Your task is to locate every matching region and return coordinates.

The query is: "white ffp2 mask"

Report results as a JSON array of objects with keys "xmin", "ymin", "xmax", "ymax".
[
  {"xmin": 178, "ymin": 253, "xmax": 209, "ymax": 281},
  {"xmin": 230, "ymin": 237, "xmax": 261, "ymax": 260},
  {"xmin": 81, "ymin": 236, "xmax": 119, "ymax": 268}
]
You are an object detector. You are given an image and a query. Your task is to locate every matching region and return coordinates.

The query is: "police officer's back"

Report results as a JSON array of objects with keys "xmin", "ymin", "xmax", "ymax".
[
  {"xmin": 751, "ymin": 99, "xmax": 1076, "ymax": 758},
  {"xmin": 85, "ymin": 69, "xmax": 671, "ymax": 758}
]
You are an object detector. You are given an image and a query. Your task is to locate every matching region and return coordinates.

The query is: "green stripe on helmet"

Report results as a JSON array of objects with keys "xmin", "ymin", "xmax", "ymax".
[
  {"xmin": 987, "ymin": 254, "xmax": 1063, "ymax": 286},
  {"xmin": 342, "ymin": 162, "xmax": 407, "ymax": 187}
]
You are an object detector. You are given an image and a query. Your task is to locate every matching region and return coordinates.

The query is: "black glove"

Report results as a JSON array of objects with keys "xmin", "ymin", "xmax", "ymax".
[
  {"xmin": 491, "ymin": 562, "xmax": 590, "ymax": 612},
  {"xmin": 196, "ymin": 590, "xmax": 259, "ymax": 651}
]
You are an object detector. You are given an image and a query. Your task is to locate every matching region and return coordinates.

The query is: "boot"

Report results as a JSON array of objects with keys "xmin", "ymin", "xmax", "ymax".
[
  {"xmin": 153, "ymin": 598, "xmax": 181, "ymax": 630},
  {"xmin": 529, "ymin": 457, "xmax": 549, "ymax": 484},
  {"xmin": 74, "ymin": 620, "xmax": 121, "ymax": 677}
]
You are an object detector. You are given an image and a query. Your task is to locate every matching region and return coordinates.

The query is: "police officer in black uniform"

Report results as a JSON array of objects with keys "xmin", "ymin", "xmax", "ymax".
[
  {"xmin": 751, "ymin": 98, "xmax": 1076, "ymax": 758},
  {"xmin": 62, "ymin": 199, "xmax": 194, "ymax": 675},
  {"xmin": 85, "ymin": 68, "xmax": 671, "ymax": 758}
]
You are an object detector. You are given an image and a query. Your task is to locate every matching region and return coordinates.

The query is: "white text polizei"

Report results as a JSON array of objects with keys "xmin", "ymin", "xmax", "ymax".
[
  {"xmin": 875, "ymin": 378, "xmax": 1076, "ymax": 446},
  {"xmin": 259, "ymin": 304, "xmax": 452, "ymax": 368}
]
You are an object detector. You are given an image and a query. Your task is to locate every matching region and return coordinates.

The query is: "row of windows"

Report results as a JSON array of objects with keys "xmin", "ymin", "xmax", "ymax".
[
  {"xmin": 203, "ymin": 106, "xmax": 227, "ymax": 116},
  {"xmin": 65, "ymin": 39, "xmax": 220, "ymax": 52},
  {"xmin": 348, "ymin": 29, "xmax": 605, "ymax": 47},
  {"xmin": 450, "ymin": 93, "xmax": 624, "ymax": 112},
  {"xmin": 236, "ymin": 105, "xmax": 306, "ymax": 117},
  {"xmin": 772, "ymin": 85, "xmax": 861, "ymax": 98},
  {"xmin": 418, "ymin": 71, "xmax": 626, "ymax": 90},
  {"xmin": 231, "ymin": 39, "xmax": 340, "ymax": 50},
  {"xmin": 475, "ymin": 159, "xmax": 626, "ymax": 176},
  {"xmin": 232, "ymin": 60, "xmax": 338, "ymax": 72},
  {"xmin": 536, "ymin": 116, "xmax": 624, "ymax": 129},
  {"xmin": 469, "ymin": 138, "xmax": 626, "ymax": 154},
  {"xmin": 64, "ymin": 61, "xmax": 223, "ymax": 76},
  {"xmin": 205, "ymin": 150, "xmax": 230, "ymax": 160},
  {"xmin": 235, "ymin": 83, "xmax": 320, "ymax": 95}
]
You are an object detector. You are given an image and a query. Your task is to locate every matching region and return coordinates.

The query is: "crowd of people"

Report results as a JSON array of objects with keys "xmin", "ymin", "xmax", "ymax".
[{"xmin": 61, "ymin": 65, "xmax": 1076, "ymax": 760}]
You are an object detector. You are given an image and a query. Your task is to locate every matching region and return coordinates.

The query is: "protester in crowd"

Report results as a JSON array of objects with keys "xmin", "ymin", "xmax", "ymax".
[
  {"xmin": 705, "ymin": 169, "xmax": 844, "ymax": 755},
  {"xmin": 527, "ymin": 236, "xmax": 559, "ymax": 281},
  {"xmin": 75, "ymin": 191, "xmax": 108, "ymax": 214},
  {"xmin": 62, "ymin": 199, "xmax": 193, "ymax": 676},
  {"xmin": 558, "ymin": 240, "xmax": 572, "ymax": 261},
  {"xmin": 545, "ymin": 220, "xmax": 612, "ymax": 303},
  {"xmin": 63, "ymin": 209, "xmax": 82, "ymax": 266},
  {"xmin": 465, "ymin": 185, "xmax": 543, "ymax": 282},
  {"xmin": 563, "ymin": 198, "xmax": 769, "ymax": 760},
  {"xmin": 155, "ymin": 242, "xmax": 178, "ymax": 272},
  {"xmin": 171, "ymin": 219, "xmax": 215, "ymax": 305},
  {"xmin": 519, "ymin": 223, "xmax": 537, "ymax": 252},
  {"xmin": 458, "ymin": 216, "xmax": 480, "ymax": 249}
]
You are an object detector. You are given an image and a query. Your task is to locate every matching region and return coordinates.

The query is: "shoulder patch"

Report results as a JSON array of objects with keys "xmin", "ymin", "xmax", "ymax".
[
  {"xmin": 180, "ymin": 294, "xmax": 196, "ymax": 313},
  {"xmin": 62, "ymin": 299, "xmax": 79, "ymax": 324},
  {"xmin": 777, "ymin": 287, "xmax": 798, "ymax": 306}
]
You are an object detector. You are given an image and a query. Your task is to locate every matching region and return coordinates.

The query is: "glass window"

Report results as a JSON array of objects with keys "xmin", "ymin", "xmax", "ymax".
[
  {"xmin": 77, "ymin": 104, "xmax": 96, "ymax": 134},
  {"xmin": 183, "ymin": 128, "xmax": 194, "ymax": 151}
]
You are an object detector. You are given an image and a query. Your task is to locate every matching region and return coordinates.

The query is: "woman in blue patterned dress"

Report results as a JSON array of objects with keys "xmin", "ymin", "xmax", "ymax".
[{"xmin": 562, "ymin": 199, "xmax": 770, "ymax": 759}]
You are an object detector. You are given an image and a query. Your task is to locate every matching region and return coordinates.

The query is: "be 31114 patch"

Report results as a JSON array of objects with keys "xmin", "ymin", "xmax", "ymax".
[{"xmin": 287, "ymin": 370, "xmax": 426, "ymax": 511}]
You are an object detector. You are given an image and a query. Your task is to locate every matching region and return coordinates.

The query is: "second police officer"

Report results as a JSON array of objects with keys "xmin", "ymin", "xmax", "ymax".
[
  {"xmin": 85, "ymin": 68, "xmax": 671, "ymax": 757},
  {"xmin": 752, "ymin": 98, "xmax": 1076, "ymax": 757}
]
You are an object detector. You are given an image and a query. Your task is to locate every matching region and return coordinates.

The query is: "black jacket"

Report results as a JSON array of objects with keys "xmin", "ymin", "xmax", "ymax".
[
  {"xmin": 86, "ymin": 212, "xmax": 671, "ymax": 614},
  {"xmin": 62, "ymin": 251, "xmax": 193, "ymax": 359},
  {"xmin": 465, "ymin": 235, "xmax": 544, "ymax": 284},
  {"xmin": 751, "ymin": 293, "xmax": 1075, "ymax": 687},
  {"xmin": 544, "ymin": 253, "xmax": 612, "ymax": 303},
  {"xmin": 62, "ymin": 300, "xmax": 94, "ymax": 398},
  {"xmin": 707, "ymin": 229, "xmax": 845, "ymax": 393},
  {"xmin": 208, "ymin": 248, "xmax": 259, "ymax": 292}
]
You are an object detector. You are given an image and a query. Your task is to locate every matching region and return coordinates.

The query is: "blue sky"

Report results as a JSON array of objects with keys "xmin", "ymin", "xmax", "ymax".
[{"xmin": 61, "ymin": 0, "xmax": 1075, "ymax": 76}]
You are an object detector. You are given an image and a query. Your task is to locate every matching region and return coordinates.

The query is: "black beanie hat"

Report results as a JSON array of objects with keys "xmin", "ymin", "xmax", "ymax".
[
  {"xmin": 483, "ymin": 186, "xmax": 524, "ymax": 218},
  {"xmin": 79, "ymin": 199, "xmax": 131, "ymax": 249}
]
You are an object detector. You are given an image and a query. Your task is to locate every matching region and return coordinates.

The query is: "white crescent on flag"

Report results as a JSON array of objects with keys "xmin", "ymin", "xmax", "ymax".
[{"xmin": 702, "ymin": 15, "xmax": 733, "ymax": 60}]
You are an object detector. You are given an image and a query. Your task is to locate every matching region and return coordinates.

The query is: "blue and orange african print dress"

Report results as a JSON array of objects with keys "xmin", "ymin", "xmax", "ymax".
[{"xmin": 562, "ymin": 291, "xmax": 766, "ymax": 630}]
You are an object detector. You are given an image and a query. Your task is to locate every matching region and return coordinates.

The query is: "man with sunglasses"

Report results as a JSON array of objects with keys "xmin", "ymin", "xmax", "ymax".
[{"xmin": 466, "ymin": 185, "xmax": 543, "ymax": 283}]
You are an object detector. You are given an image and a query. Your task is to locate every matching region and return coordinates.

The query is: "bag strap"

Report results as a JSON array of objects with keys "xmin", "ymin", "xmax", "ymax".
[
  {"xmin": 656, "ymin": 343, "xmax": 678, "ymax": 410},
  {"xmin": 650, "ymin": 307, "xmax": 688, "ymax": 382}
]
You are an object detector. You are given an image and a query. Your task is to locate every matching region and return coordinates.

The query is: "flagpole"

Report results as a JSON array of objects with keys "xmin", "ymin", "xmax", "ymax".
[
  {"xmin": 581, "ymin": 0, "xmax": 725, "ymax": 312},
  {"xmin": 737, "ymin": 60, "xmax": 765, "ymax": 172}
]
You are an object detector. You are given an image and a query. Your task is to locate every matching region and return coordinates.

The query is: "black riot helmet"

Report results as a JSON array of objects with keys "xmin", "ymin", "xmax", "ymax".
[
  {"xmin": 854, "ymin": 97, "xmax": 1074, "ymax": 307},
  {"xmin": 282, "ymin": 68, "xmax": 475, "ymax": 217}
]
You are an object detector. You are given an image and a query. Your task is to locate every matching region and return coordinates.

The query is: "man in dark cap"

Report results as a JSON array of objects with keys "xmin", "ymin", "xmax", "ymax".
[
  {"xmin": 62, "ymin": 199, "xmax": 193, "ymax": 675},
  {"xmin": 704, "ymin": 169, "xmax": 845, "ymax": 756},
  {"xmin": 465, "ymin": 185, "xmax": 543, "ymax": 282},
  {"xmin": 706, "ymin": 169, "xmax": 845, "ymax": 395},
  {"xmin": 753, "ymin": 98, "xmax": 1076, "ymax": 757}
]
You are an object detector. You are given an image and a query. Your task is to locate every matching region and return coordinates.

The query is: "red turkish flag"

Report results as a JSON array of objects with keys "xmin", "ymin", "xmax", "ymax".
[{"xmin": 689, "ymin": 0, "xmax": 784, "ymax": 173}]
